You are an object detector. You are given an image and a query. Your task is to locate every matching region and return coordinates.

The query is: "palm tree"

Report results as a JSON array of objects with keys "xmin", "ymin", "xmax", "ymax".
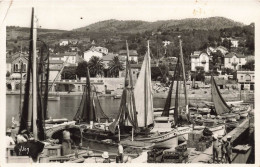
[
  {"xmin": 88, "ymin": 56, "xmax": 105, "ymax": 77},
  {"xmin": 108, "ymin": 56, "xmax": 124, "ymax": 77}
]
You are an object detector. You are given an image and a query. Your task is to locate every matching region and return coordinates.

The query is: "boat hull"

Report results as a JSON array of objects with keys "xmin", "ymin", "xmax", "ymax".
[{"xmin": 135, "ymin": 127, "xmax": 192, "ymax": 148}]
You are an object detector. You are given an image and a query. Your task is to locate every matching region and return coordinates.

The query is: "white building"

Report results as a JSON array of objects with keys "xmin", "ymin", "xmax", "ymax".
[
  {"xmin": 83, "ymin": 50, "xmax": 103, "ymax": 62},
  {"xmin": 190, "ymin": 51, "xmax": 210, "ymax": 72},
  {"xmin": 50, "ymin": 52, "xmax": 78, "ymax": 66},
  {"xmin": 62, "ymin": 52, "xmax": 77, "ymax": 65},
  {"xmin": 224, "ymin": 52, "xmax": 246, "ymax": 70},
  {"xmin": 118, "ymin": 50, "xmax": 138, "ymax": 63},
  {"xmin": 59, "ymin": 39, "xmax": 69, "ymax": 46}
]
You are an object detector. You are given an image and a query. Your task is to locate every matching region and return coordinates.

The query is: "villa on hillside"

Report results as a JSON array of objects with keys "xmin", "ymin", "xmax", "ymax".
[
  {"xmin": 59, "ymin": 39, "xmax": 69, "ymax": 46},
  {"xmin": 190, "ymin": 51, "xmax": 210, "ymax": 72},
  {"xmin": 83, "ymin": 49, "xmax": 103, "ymax": 62},
  {"xmin": 224, "ymin": 52, "xmax": 246, "ymax": 70},
  {"xmin": 118, "ymin": 50, "xmax": 138, "ymax": 63}
]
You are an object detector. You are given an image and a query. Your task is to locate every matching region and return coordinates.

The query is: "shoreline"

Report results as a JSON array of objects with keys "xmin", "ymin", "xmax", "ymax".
[{"xmin": 6, "ymin": 90, "xmax": 254, "ymax": 102}]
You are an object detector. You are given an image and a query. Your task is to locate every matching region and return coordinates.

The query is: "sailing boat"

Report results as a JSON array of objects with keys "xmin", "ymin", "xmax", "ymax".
[
  {"xmin": 109, "ymin": 41, "xmax": 191, "ymax": 149},
  {"xmin": 73, "ymin": 65, "xmax": 109, "ymax": 125},
  {"xmin": 9, "ymin": 8, "xmax": 81, "ymax": 156}
]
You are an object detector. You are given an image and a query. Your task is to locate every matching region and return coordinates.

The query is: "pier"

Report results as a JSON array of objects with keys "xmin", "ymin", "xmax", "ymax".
[{"xmin": 190, "ymin": 118, "xmax": 252, "ymax": 163}]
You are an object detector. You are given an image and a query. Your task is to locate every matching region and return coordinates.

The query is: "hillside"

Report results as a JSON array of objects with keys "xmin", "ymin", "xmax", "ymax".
[{"xmin": 74, "ymin": 17, "xmax": 244, "ymax": 33}]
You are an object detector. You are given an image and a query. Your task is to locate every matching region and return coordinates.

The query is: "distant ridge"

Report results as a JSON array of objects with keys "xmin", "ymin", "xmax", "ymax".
[{"xmin": 73, "ymin": 17, "xmax": 245, "ymax": 33}]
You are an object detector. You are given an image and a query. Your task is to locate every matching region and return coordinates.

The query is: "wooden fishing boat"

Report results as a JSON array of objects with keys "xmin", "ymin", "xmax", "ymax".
[{"xmin": 108, "ymin": 41, "xmax": 190, "ymax": 149}]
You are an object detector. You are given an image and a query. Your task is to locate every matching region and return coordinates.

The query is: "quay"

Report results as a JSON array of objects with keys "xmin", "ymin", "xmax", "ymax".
[{"xmin": 190, "ymin": 118, "xmax": 252, "ymax": 163}]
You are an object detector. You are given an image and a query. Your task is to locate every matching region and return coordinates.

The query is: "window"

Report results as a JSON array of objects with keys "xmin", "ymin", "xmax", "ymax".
[
  {"xmin": 239, "ymin": 58, "xmax": 241, "ymax": 63},
  {"xmin": 23, "ymin": 64, "xmax": 26, "ymax": 72},
  {"xmin": 245, "ymin": 74, "xmax": 251, "ymax": 81},
  {"xmin": 15, "ymin": 64, "xmax": 18, "ymax": 72},
  {"xmin": 240, "ymin": 75, "xmax": 243, "ymax": 81},
  {"xmin": 229, "ymin": 58, "xmax": 231, "ymax": 63}
]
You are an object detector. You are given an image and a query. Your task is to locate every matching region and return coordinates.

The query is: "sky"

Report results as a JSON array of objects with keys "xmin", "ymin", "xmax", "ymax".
[{"xmin": 2, "ymin": 0, "xmax": 260, "ymax": 30}]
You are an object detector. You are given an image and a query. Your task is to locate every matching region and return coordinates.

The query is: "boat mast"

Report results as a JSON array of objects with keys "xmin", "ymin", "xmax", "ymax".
[
  {"xmin": 144, "ymin": 41, "xmax": 149, "ymax": 127},
  {"xmin": 174, "ymin": 59, "xmax": 180, "ymax": 127},
  {"xmin": 178, "ymin": 36, "xmax": 189, "ymax": 117},
  {"xmin": 32, "ymin": 7, "xmax": 38, "ymax": 140},
  {"xmin": 19, "ymin": 54, "xmax": 23, "ymax": 118}
]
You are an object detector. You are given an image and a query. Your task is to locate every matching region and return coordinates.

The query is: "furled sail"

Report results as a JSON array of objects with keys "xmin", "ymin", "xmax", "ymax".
[
  {"xmin": 211, "ymin": 76, "xmax": 232, "ymax": 115},
  {"xmin": 162, "ymin": 54, "xmax": 180, "ymax": 117},
  {"xmin": 19, "ymin": 8, "xmax": 46, "ymax": 140},
  {"xmin": 19, "ymin": 8, "xmax": 34, "ymax": 134},
  {"xmin": 74, "ymin": 66, "xmax": 108, "ymax": 123},
  {"xmin": 134, "ymin": 48, "xmax": 154, "ymax": 127},
  {"xmin": 109, "ymin": 41, "xmax": 138, "ymax": 133}
]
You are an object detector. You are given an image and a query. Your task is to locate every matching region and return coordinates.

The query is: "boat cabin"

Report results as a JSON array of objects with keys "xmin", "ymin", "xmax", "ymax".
[{"xmin": 152, "ymin": 117, "xmax": 174, "ymax": 132}]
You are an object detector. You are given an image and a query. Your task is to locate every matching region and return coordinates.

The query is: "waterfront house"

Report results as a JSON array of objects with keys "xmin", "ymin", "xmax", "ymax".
[
  {"xmin": 83, "ymin": 49, "xmax": 103, "ymax": 62},
  {"xmin": 118, "ymin": 50, "xmax": 138, "ymax": 63},
  {"xmin": 191, "ymin": 51, "xmax": 210, "ymax": 72},
  {"xmin": 224, "ymin": 52, "xmax": 246, "ymax": 70},
  {"xmin": 237, "ymin": 71, "xmax": 254, "ymax": 90},
  {"xmin": 59, "ymin": 39, "xmax": 69, "ymax": 46},
  {"xmin": 10, "ymin": 54, "xmax": 28, "ymax": 80},
  {"xmin": 62, "ymin": 52, "xmax": 78, "ymax": 65},
  {"xmin": 11, "ymin": 54, "xmax": 28, "ymax": 74}
]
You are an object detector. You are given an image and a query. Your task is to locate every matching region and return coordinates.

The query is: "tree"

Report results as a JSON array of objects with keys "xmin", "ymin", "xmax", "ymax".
[
  {"xmin": 75, "ymin": 61, "xmax": 88, "ymax": 79},
  {"xmin": 6, "ymin": 71, "xmax": 10, "ymax": 77},
  {"xmin": 108, "ymin": 56, "xmax": 124, "ymax": 77},
  {"xmin": 88, "ymin": 56, "xmax": 105, "ymax": 77},
  {"xmin": 211, "ymin": 50, "xmax": 224, "ymax": 69},
  {"xmin": 61, "ymin": 67, "xmax": 76, "ymax": 79},
  {"xmin": 222, "ymin": 39, "xmax": 231, "ymax": 50},
  {"xmin": 242, "ymin": 59, "xmax": 254, "ymax": 71}
]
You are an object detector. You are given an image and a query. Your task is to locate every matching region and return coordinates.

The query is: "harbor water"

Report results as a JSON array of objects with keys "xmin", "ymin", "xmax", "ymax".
[{"xmin": 6, "ymin": 95, "xmax": 192, "ymax": 128}]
